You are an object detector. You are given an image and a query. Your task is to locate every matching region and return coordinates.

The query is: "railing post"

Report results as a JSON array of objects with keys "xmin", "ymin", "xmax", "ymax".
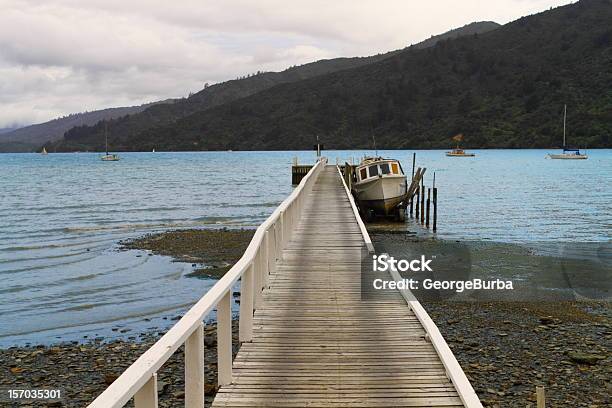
[
  {"xmin": 185, "ymin": 323, "xmax": 204, "ymax": 408},
  {"xmin": 262, "ymin": 233, "xmax": 269, "ymax": 287},
  {"xmin": 134, "ymin": 372, "xmax": 158, "ymax": 408},
  {"xmin": 254, "ymin": 248, "xmax": 263, "ymax": 309},
  {"xmin": 239, "ymin": 263, "xmax": 254, "ymax": 342},
  {"xmin": 288, "ymin": 203, "xmax": 294, "ymax": 241},
  {"xmin": 272, "ymin": 221, "xmax": 281, "ymax": 264},
  {"xmin": 217, "ymin": 291, "xmax": 232, "ymax": 386},
  {"xmin": 264, "ymin": 230, "xmax": 274, "ymax": 276},
  {"xmin": 279, "ymin": 210, "xmax": 285, "ymax": 252}
]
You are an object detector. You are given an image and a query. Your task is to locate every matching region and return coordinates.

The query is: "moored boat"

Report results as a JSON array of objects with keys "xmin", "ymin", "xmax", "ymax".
[
  {"xmin": 446, "ymin": 133, "xmax": 475, "ymax": 157},
  {"xmin": 100, "ymin": 124, "xmax": 120, "ymax": 161},
  {"xmin": 547, "ymin": 105, "xmax": 588, "ymax": 160},
  {"xmin": 446, "ymin": 148, "xmax": 475, "ymax": 157},
  {"xmin": 41, "ymin": 147, "xmax": 48, "ymax": 155},
  {"xmin": 352, "ymin": 157, "xmax": 407, "ymax": 220}
]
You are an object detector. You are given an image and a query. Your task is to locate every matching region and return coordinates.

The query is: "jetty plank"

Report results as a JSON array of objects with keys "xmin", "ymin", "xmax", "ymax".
[{"xmin": 211, "ymin": 166, "xmax": 469, "ymax": 407}]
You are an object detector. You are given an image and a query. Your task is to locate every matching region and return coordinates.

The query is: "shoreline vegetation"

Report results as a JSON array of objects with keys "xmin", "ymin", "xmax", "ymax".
[{"xmin": 1, "ymin": 229, "xmax": 609, "ymax": 407}]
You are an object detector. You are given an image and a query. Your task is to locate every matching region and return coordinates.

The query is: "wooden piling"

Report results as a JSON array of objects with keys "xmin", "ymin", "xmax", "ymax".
[
  {"xmin": 420, "ymin": 182, "xmax": 425, "ymax": 225},
  {"xmin": 415, "ymin": 189, "xmax": 419, "ymax": 220},
  {"xmin": 410, "ymin": 153, "xmax": 416, "ymax": 219},
  {"xmin": 433, "ymin": 187, "xmax": 438, "ymax": 233},
  {"xmin": 409, "ymin": 195, "xmax": 414, "ymax": 218},
  {"xmin": 426, "ymin": 188, "xmax": 431, "ymax": 229}
]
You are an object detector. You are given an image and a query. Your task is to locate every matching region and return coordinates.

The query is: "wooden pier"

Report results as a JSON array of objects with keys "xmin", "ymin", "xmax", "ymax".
[{"xmin": 88, "ymin": 160, "xmax": 482, "ymax": 408}]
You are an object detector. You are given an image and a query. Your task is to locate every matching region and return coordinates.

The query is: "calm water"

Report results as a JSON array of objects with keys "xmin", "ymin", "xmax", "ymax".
[{"xmin": 0, "ymin": 150, "xmax": 610, "ymax": 346}]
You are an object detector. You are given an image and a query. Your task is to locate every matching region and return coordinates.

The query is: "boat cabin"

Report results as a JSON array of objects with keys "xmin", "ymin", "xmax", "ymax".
[{"xmin": 356, "ymin": 159, "xmax": 404, "ymax": 183}]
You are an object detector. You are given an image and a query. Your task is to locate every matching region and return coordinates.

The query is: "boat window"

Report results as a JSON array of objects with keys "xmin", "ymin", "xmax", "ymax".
[
  {"xmin": 391, "ymin": 162, "xmax": 399, "ymax": 174},
  {"xmin": 360, "ymin": 168, "xmax": 367, "ymax": 180},
  {"xmin": 380, "ymin": 163, "xmax": 390, "ymax": 174},
  {"xmin": 368, "ymin": 165, "xmax": 379, "ymax": 177}
]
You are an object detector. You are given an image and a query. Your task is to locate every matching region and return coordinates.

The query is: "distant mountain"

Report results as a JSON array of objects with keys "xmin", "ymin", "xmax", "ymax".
[
  {"xmin": 44, "ymin": 22, "xmax": 499, "ymax": 153},
  {"xmin": 52, "ymin": 0, "xmax": 610, "ymax": 151},
  {"xmin": 0, "ymin": 100, "xmax": 175, "ymax": 152},
  {"xmin": 0, "ymin": 127, "xmax": 17, "ymax": 135}
]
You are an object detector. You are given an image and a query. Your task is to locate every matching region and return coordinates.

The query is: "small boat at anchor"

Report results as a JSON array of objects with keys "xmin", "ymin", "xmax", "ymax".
[
  {"xmin": 100, "ymin": 124, "xmax": 120, "ymax": 161},
  {"xmin": 41, "ymin": 147, "xmax": 48, "ymax": 155},
  {"xmin": 547, "ymin": 105, "xmax": 587, "ymax": 160},
  {"xmin": 446, "ymin": 148, "xmax": 475, "ymax": 157},
  {"xmin": 446, "ymin": 133, "xmax": 475, "ymax": 157},
  {"xmin": 352, "ymin": 157, "xmax": 407, "ymax": 220}
]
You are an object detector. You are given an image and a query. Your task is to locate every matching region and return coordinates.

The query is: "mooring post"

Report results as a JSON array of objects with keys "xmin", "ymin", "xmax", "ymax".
[
  {"xmin": 426, "ymin": 188, "xmax": 431, "ymax": 229},
  {"xmin": 411, "ymin": 152, "xmax": 416, "ymax": 179},
  {"xmin": 415, "ymin": 189, "xmax": 419, "ymax": 220},
  {"xmin": 420, "ymin": 181, "xmax": 425, "ymax": 225},
  {"xmin": 409, "ymin": 194, "xmax": 414, "ymax": 218},
  {"xmin": 433, "ymin": 187, "xmax": 438, "ymax": 233}
]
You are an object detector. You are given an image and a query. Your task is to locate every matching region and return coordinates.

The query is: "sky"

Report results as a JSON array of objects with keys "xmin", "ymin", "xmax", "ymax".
[{"xmin": 0, "ymin": 0, "xmax": 574, "ymax": 128}]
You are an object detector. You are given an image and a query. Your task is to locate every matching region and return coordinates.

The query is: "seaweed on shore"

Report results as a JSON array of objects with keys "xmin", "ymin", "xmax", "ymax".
[{"xmin": 120, "ymin": 228, "xmax": 254, "ymax": 279}]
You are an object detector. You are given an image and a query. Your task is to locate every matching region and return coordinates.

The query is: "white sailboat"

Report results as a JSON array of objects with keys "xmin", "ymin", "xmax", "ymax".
[
  {"xmin": 100, "ymin": 124, "xmax": 120, "ymax": 161},
  {"xmin": 41, "ymin": 147, "xmax": 48, "ymax": 155},
  {"xmin": 548, "ymin": 105, "xmax": 587, "ymax": 160}
]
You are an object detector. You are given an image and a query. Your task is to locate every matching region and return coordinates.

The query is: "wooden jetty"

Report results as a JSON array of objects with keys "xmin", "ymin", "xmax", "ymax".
[{"xmin": 88, "ymin": 159, "xmax": 482, "ymax": 408}]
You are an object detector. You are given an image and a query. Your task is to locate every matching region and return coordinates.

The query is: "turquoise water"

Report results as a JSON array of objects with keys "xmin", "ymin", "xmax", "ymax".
[{"xmin": 0, "ymin": 150, "xmax": 610, "ymax": 345}]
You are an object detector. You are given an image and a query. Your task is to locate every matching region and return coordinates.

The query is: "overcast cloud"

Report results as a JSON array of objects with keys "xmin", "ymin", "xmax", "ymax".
[{"xmin": 0, "ymin": 0, "xmax": 573, "ymax": 128}]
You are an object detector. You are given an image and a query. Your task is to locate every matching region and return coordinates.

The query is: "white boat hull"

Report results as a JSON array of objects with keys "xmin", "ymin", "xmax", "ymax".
[
  {"xmin": 353, "ymin": 175, "xmax": 406, "ymax": 215},
  {"xmin": 548, "ymin": 153, "xmax": 587, "ymax": 159}
]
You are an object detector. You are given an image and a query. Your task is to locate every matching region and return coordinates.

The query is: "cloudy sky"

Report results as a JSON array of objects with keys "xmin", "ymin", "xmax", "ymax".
[{"xmin": 0, "ymin": 0, "xmax": 573, "ymax": 128}]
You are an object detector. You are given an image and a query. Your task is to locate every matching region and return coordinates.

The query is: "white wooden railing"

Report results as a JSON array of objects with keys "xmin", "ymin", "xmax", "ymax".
[
  {"xmin": 337, "ymin": 165, "xmax": 482, "ymax": 408},
  {"xmin": 88, "ymin": 158, "xmax": 327, "ymax": 408}
]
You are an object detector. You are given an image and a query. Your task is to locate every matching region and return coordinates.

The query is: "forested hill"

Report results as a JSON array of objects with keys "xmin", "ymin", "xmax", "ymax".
[
  {"xmin": 46, "ymin": 22, "xmax": 500, "ymax": 152},
  {"xmin": 55, "ymin": 0, "xmax": 611, "ymax": 151}
]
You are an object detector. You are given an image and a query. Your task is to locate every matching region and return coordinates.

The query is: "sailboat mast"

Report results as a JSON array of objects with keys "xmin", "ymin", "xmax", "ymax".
[
  {"xmin": 563, "ymin": 104, "xmax": 567, "ymax": 147},
  {"xmin": 105, "ymin": 123, "xmax": 109, "ymax": 155}
]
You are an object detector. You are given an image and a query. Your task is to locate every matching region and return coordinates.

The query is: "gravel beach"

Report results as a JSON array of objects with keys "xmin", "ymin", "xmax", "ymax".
[{"xmin": 426, "ymin": 301, "xmax": 610, "ymax": 407}]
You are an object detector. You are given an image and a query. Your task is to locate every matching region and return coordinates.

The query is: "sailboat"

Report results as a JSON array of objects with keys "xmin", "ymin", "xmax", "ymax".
[
  {"xmin": 100, "ymin": 124, "xmax": 120, "ymax": 161},
  {"xmin": 548, "ymin": 105, "xmax": 587, "ymax": 160},
  {"xmin": 41, "ymin": 147, "xmax": 48, "ymax": 155}
]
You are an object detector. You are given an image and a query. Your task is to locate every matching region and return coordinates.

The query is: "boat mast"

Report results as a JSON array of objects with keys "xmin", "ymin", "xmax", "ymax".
[
  {"xmin": 105, "ymin": 122, "xmax": 109, "ymax": 155},
  {"xmin": 563, "ymin": 104, "xmax": 567, "ymax": 148},
  {"xmin": 372, "ymin": 132, "xmax": 377, "ymax": 157}
]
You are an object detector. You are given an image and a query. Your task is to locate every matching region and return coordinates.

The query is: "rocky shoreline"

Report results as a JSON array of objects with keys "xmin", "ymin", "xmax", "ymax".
[{"xmin": 1, "ymin": 321, "xmax": 239, "ymax": 407}]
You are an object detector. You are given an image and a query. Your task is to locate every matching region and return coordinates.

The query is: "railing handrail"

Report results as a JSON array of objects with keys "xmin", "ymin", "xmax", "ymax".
[{"xmin": 88, "ymin": 157, "xmax": 327, "ymax": 408}]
